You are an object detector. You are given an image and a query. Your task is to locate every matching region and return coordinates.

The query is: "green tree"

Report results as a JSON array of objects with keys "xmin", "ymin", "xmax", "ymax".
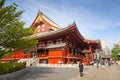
[
  {"xmin": 111, "ymin": 44, "xmax": 120, "ymax": 61},
  {"xmin": 0, "ymin": 0, "xmax": 38, "ymax": 58}
]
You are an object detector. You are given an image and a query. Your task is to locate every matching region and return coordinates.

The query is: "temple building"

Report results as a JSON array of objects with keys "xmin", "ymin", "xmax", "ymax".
[{"xmin": 2, "ymin": 10, "xmax": 101, "ymax": 65}]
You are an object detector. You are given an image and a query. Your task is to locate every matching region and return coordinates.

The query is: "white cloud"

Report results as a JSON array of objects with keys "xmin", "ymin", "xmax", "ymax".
[
  {"xmin": 8, "ymin": 0, "xmax": 120, "ymax": 49},
  {"xmin": 19, "ymin": 1, "xmax": 112, "ymax": 40}
]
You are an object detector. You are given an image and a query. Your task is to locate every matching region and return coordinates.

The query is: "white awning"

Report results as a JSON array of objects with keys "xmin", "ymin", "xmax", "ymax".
[
  {"xmin": 46, "ymin": 43, "xmax": 66, "ymax": 49},
  {"xmin": 81, "ymin": 50, "xmax": 91, "ymax": 53}
]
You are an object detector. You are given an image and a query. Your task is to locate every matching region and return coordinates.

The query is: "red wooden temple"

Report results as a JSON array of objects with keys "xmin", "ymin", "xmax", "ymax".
[{"xmin": 2, "ymin": 10, "xmax": 101, "ymax": 65}]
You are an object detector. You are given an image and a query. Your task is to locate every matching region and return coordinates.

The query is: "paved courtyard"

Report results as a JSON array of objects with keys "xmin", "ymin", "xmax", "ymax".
[
  {"xmin": 74, "ymin": 64, "xmax": 120, "ymax": 80},
  {"xmin": 11, "ymin": 64, "xmax": 120, "ymax": 80},
  {"xmin": 11, "ymin": 66, "xmax": 90, "ymax": 80}
]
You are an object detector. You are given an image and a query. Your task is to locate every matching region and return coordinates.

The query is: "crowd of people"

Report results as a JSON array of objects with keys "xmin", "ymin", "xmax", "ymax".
[{"xmin": 78, "ymin": 59, "xmax": 120, "ymax": 77}]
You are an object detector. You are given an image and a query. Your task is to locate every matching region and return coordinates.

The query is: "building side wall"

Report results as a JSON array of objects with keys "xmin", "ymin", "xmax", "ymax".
[{"xmin": 48, "ymin": 49, "xmax": 63, "ymax": 64}]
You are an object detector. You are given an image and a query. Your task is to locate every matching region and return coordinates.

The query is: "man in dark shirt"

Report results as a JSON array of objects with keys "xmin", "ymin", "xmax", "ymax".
[{"xmin": 79, "ymin": 61, "xmax": 84, "ymax": 77}]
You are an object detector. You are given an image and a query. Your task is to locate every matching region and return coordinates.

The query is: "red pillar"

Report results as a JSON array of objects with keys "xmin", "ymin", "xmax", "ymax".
[
  {"xmin": 85, "ymin": 53, "xmax": 89, "ymax": 65},
  {"xmin": 89, "ymin": 45, "xmax": 93, "ymax": 61},
  {"xmin": 68, "ymin": 58, "xmax": 70, "ymax": 64},
  {"xmin": 67, "ymin": 47, "xmax": 70, "ymax": 64}
]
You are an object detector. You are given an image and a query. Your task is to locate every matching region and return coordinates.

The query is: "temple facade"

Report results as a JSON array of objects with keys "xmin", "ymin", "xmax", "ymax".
[{"xmin": 2, "ymin": 11, "xmax": 101, "ymax": 65}]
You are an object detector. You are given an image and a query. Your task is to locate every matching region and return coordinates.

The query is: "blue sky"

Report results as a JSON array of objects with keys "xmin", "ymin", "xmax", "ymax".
[{"xmin": 5, "ymin": 0, "xmax": 120, "ymax": 50}]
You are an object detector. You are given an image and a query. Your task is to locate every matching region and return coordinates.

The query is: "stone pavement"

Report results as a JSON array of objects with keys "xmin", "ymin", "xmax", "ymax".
[{"xmin": 73, "ymin": 64, "xmax": 120, "ymax": 80}]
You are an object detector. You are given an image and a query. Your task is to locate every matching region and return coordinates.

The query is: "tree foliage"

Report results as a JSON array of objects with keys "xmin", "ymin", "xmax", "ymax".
[
  {"xmin": 0, "ymin": 0, "xmax": 38, "ymax": 58},
  {"xmin": 111, "ymin": 44, "xmax": 120, "ymax": 61}
]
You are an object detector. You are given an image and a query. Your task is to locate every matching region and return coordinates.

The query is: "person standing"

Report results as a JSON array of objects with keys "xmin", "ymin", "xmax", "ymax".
[
  {"xmin": 108, "ymin": 60, "xmax": 111, "ymax": 67},
  {"xmin": 101, "ymin": 60, "xmax": 105, "ymax": 69},
  {"xmin": 79, "ymin": 61, "xmax": 84, "ymax": 77},
  {"xmin": 30, "ymin": 63, "xmax": 32, "ymax": 67}
]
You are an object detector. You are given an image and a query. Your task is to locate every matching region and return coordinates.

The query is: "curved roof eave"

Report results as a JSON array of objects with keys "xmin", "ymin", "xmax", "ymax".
[
  {"xmin": 71, "ymin": 22, "xmax": 85, "ymax": 41},
  {"xmin": 84, "ymin": 39, "xmax": 100, "ymax": 44},
  {"xmin": 41, "ymin": 12, "xmax": 61, "ymax": 29}
]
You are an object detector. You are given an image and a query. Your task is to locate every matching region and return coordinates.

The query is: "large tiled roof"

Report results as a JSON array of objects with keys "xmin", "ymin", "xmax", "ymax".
[
  {"xmin": 40, "ymin": 11, "xmax": 60, "ymax": 29},
  {"xmin": 32, "ymin": 10, "xmax": 60, "ymax": 30},
  {"xmin": 32, "ymin": 22, "xmax": 84, "ymax": 41}
]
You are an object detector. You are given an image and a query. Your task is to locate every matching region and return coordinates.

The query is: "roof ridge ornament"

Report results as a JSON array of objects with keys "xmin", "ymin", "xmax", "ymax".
[
  {"xmin": 71, "ymin": 21, "xmax": 76, "ymax": 26},
  {"xmin": 73, "ymin": 21, "xmax": 76, "ymax": 24},
  {"xmin": 38, "ymin": 9, "xmax": 43, "ymax": 15}
]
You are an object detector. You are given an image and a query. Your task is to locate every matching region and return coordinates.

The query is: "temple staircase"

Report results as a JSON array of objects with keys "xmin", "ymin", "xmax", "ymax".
[{"xmin": 18, "ymin": 57, "xmax": 39, "ymax": 67}]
